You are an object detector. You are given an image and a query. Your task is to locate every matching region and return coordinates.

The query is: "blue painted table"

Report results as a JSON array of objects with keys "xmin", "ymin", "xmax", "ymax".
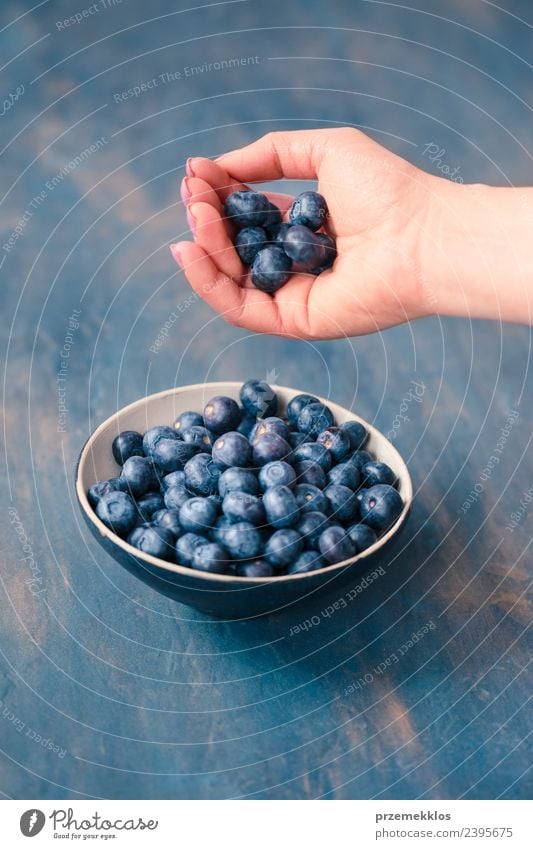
[{"xmin": 1, "ymin": 0, "xmax": 531, "ymax": 799}]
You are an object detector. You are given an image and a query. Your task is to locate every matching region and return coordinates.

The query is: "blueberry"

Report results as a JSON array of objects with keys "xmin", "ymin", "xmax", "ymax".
[
  {"xmin": 289, "ymin": 191, "xmax": 328, "ymax": 231},
  {"xmin": 251, "ymin": 246, "xmax": 292, "ymax": 293},
  {"xmin": 288, "ymin": 550, "xmax": 326, "ymax": 574},
  {"xmin": 297, "ymin": 402, "xmax": 334, "ymax": 438},
  {"xmin": 128, "ymin": 524, "xmax": 175, "ymax": 561},
  {"xmin": 263, "ymin": 485, "xmax": 299, "ymax": 529},
  {"xmin": 192, "ymin": 542, "xmax": 231, "ymax": 574},
  {"xmin": 346, "ymin": 523, "xmax": 378, "ymax": 553},
  {"xmin": 265, "ymin": 529, "xmax": 303, "ymax": 568},
  {"xmin": 283, "ymin": 224, "xmax": 327, "ymax": 271},
  {"xmin": 288, "ymin": 431, "xmax": 311, "ymax": 449},
  {"xmin": 259, "ymin": 460, "xmax": 296, "ymax": 491},
  {"xmin": 287, "ymin": 393, "xmax": 319, "ymax": 426},
  {"xmin": 203, "ymin": 395, "xmax": 241, "ymax": 434},
  {"xmin": 112, "ymin": 430, "xmax": 144, "ymax": 465},
  {"xmin": 348, "ymin": 449, "xmax": 373, "ymax": 471},
  {"xmin": 224, "ymin": 190, "xmax": 270, "ymax": 228},
  {"xmin": 174, "ymin": 411, "xmax": 203, "ymax": 433},
  {"xmin": 310, "ymin": 233, "xmax": 336, "ymax": 274},
  {"xmin": 218, "ymin": 467, "xmax": 259, "ymax": 497},
  {"xmin": 252, "ymin": 432, "xmax": 291, "ymax": 466},
  {"xmin": 181, "ymin": 426, "xmax": 214, "ymax": 452},
  {"xmin": 273, "ymin": 222, "xmax": 292, "ymax": 245},
  {"xmin": 209, "ymin": 514, "xmax": 234, "ymax": 545},
  {"xmin": 237, "ymin": 559, "xmax": 274, "ymax": 578},
  {"xmin": 176, "ymin": 532, "xmax": 207, "ymax": 567},
  {"xmin": 237, "ymin": 412, "xmax": 257, "ymax": 438},
  {"xmin": 120, "ymin": 456, "xmax": 158, "ymax": 497},
  {"xmin": 96, "ymin": 491, "xmax": 137, "ymax": 536},
  {"xmin": 164, "ymin": 485, "xmax": 192, "ymax": 511},
  {"xmin": 179, "ymin": 497, "xmax": 218, "ymax": 534},
  {"xmin": 240, "ymin": 378, "xmax": 278, "ymax": 418},
  {"xmin": 293, "ymin": 460, "xmax": 327, "ymax": 489},
  {"xmin": 316, "ymin": 426, "xmax": 351, "ymax": 462},
  {"xmin": 251, "ymin": 416, "xmax": 291, "ymax": 443},
  {"xmin": 153, "ymin": 508, "xmax": 182, "ymax": 538},
  {"xmin": 324, "ymin": 484, "xmax": 359, "ymax": 525},
  {"xmin": 361, "ymin": 460, "xmax": 397, "ymax": 488},
  {"xmin": 327, "ymin": 462, "xmax": 360, "ymax": 490},
  {"xmin": 359, "ymin": 485, "xmax": 404, "ymax": 532},
  {"xmin": 222, "ymin": 491, "xmax": 265, "ymax": 525},
  {"xmin": 142, "ymin": 425, "xmax": 179, "ymax": 456},
  {"xmin": 151, "ymin": 437, "xmax": 198, "ymax": 472},
  {"xmin": 292, "ymin": 441, "xmax": 333, "ymax": 472},
  {"xmin": 294, "ymin": 483, "xmax": 328, "ymax": 514},
  {"xmin": 263, "ymin": 201, "xmax": 282, "ymax": 238},
  {"xmin": 161, "ymin": 470, "xmax": 186, "ymax": 490},
  {"xmin": 183, "ymin": 453, "xmax": 221, "ymax": 496},
  {"xmin": 234, "ymin": 226, "xmax": 267, "ymax": 264},
  {"xmin": 222, "ymin": 521, "xmax": 264, "ymax": 560},
  {"xmin": 318, "ymin": 525, "xmax": 355, "ymax": 564},
  {"xmin": 296, "ymin": 511, "xmax": 330, "ymax": 549},
  {"xmin": 88, "ymin": 478, "xmax": 124, "ymax": 508},
  {"xmin": 135, "ymin": 492, "xmax": 165, "ymax": 522},
  {"xmin": 212, "ymin": 432, "xmax": 251, "ymax": 470},
  {"xmin": 341, "ymin": 420, "xmax": 368, "ymax": 451}
]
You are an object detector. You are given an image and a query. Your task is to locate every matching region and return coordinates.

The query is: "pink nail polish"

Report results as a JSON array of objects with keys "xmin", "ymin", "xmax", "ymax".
[
  {"xmin": 180, "ymin": 177, "xmax": 191, "ymax": 205},
  {"xmin": 186, "ymin": 157, "xmax": 195, "ymax": 178},
  {"xmin": 187, "ymin": 207, "xmax": 196, "ymax": 236},
  {"xmin": 170, "ymin": 244, "xmax": 183, "ymax": 269}
]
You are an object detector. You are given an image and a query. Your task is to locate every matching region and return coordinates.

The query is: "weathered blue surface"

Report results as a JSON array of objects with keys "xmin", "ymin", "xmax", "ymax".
[{"xmin": 1, "ymin": 0, "xmax": 531, "ymax": 799}]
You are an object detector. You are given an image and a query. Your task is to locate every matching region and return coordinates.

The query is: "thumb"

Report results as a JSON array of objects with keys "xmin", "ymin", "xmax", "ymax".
[{"xmin": 216, "ymin": 129, "xmax": 334, "ymax": 182}]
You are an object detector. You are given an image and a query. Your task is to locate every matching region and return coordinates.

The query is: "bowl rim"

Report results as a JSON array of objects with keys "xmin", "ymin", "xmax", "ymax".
[{"xmin": 75, "ymin": 382, "xmax": 413, "ymax": 584}]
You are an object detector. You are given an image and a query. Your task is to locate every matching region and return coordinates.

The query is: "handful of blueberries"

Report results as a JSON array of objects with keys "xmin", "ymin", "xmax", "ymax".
[
  {"xmin": 88, "ymin": 379, "xmax": 404, "ymax": 578},
  {"xmin": 225, "ymin": 190, "xmax": 336, "ymax": 292}
]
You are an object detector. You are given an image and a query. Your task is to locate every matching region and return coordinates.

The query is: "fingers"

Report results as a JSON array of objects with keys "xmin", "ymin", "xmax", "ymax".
[
  {"xmin": 185, "ymin": 156, "xmax": 294, "ymax": 213},
  {"xmin": 215, "ymin": 129, "xmax": 336, "ymax": 182},
  {"xmin": 181, "ymin": 175, "xmax": 222, "ymax": 213},
  {"xmin": 170, "ymin": 241, "xmax": 283, "ymax": 333},
  {"xmin": 188, "ymin": 200, "xmax": 243, "ymax": 280}
]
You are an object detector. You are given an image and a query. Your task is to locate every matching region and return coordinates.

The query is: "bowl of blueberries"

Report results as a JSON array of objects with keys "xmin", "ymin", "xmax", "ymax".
[{"xmin": 76, "ymin": 379, "xmax": 412, "ymax": 619}]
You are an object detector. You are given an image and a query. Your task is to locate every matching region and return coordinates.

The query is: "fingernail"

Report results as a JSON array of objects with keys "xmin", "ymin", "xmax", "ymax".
[
  {"xmin": 187, "ymin": 206, "xmax": 196, "ymax": 236},
  {"xmin": 180, "ymin": 176, "xmax": 191, "ymax": 205},
  {"xmin": 186, "ymin": 157, "xmax": 195, "ymax": 177},
  {"xmin": 169, "ymin": 243, "xmax": 183, "ymax": 268}
]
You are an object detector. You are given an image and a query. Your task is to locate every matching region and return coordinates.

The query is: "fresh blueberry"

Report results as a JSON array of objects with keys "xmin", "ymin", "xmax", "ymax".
[
  {"xmin": 88, "ymin": 478, "xmax": 124, "ymax": 508},
  {"xmin": 288, "ymin": 431, "xmax": 312, "ymax": 449},
  {"xmin": 152, "ymin": 508, "xmax": 182, "ymax": 538},
  {"xmin": 181, "ymin": 426, "xmax": 214, "ymax": 452},
  {"xmin": 324, "ymin": 484, "xmax": 359, "ymax": 524},
  {"xmin": 292, "ymin": 441, "xmax": 333, "ymax": 472},
  {"xmin": 212, "ymin": 432, "xmax": 251, "ymax": 470},
  {"xmin": 183, "ymin": 453, "xmax": 221, "ymax": 497},
  {"xmin": 179, "ymin": 496, "xmax": 218, "ymax": 534},
  {"xmin": 135, "ymin": 492, "xmax": 165, "ymax": 522},
  {"xmin": 222, "ymin": 491, "xmax": 265, "ymax": 525},
  {"xmin": 346, "ymin": 523, "xmax": 378, "ymax": 553},
  {"xmin": 209, "ymin": 514, "xmax": 234, "ymax": 545},
  {"xmin": 348, "ymin": 449, "xmax": 373, "ymax": 471},
  {"xmin": 318, "ymin": 525, "xmax": 355, "ymax": 564},
  {"xmin": 237, "ymin": 411, "xmax": 257, "ymax": 438},
  {"xmin": 251, "ymin": 246, "xmax": 292, "ymax": 293},
  {"xmin": 259, "ymin": 460, "xmax": 296, "ymax": 491},
  {"xmin": 316, "ymin": 426, "xmax": 351, "ymax": 462},
  {"xmin": 361, "ymin": 460, "xmax": 397, "ymax": 488},
  {"xmin": 237, "ymin": 559, "xmax": 274, "ymax": 578},
  {"xmin": 218, "ymin": 467, "xmax": 259, "ymax": 497},
  {"xmin": 288, "ymin": 550, "xmax": 327, "ymax": 574},
  {"xmin": 273, "ymin": 222, "xmax": 292, "ymax": 245},
  {"xmin": 310, "ymin": 233, "xmax": 336, "ymax": 274},
  {"xmin": 287, "ymin": 393, "xmax": 319, "ymax": 426},
  {"xmin": 283, "ymin": 225, "xmax": 327, "ymax": 271},
  {"xmin": 120, "ymin": 456, "xmax": 158, "ymax": 497},
  {"xmin": 263, "ymin": 485, "xmax": 300, "ymax": 529},
  {"xmin": 263, "ymin": 201, "xmax": 282, "ymax": 238},
  {"xmin": 289, "ymin": 191, "xmax": 328, "ymax": 231},
  {"xmin": 265, "ymin": 529, "xmax": 303, "ymax": 568},
  {"xmin": 359, "ymin": 485, "xmax": 404, "ymax": 531},
  {"xmin": 224, "ymin": 190, "xmax": 270, "ymax": 228},
  {"xmin": 296, "ymin": 511, "xmax": 330, "ymax": 549},
  {"xmin": 192, "ymin": 542, "xmax": 231, "ymax": 574},
  {"xmin": 294, "ymin": 483, "xmax": 328, "ymax": 514},
  {"xmin": 96, "ymin": 491, "xmax": 137, "ymax": 536},
  {"xmin": 174, "ymin": 411, "xmax": 204, "ymax": 433},
  {"xmin": 150, "ymin": 437, "xmax": 198, "ymax": 472},
  {"xmin": 341, "ymin": 420, "xmax": 368, "ymax": 451},
  {"xmin": 203, "ymin": 395, "xmax": 241, "ymax": 434},
  {"xmin": 252, "ymin": 432, "xmax": 292, "ymax": 466},
  {"xmin": 234, "ymin": 226, "xmax": 267, "ymax": 265},
  {"xmin": 297, "ymin": 402, "xmax": 334, "ymax": 438},
  {"xmin": 240, "ymin": 378, "xmax": 278, "ymax": 418},
  {"xmin": 293, "ymin": 460, "xmax": 327, "ymax": 489},
  {"xmin": 251, "ymin": 416, "xmax": 291, "ymax": 443},
  {"xmin": 128, "ymin": 524, "xmax": 175, "ymax": 561},
  {"xmin": 161, "ymin": 470, "xmax": 186, "ymax": 490},
  {"xmin": 112, "ymin": 430, "xmax": 144, "ymax": 465},
  {"xmin": 164, "ymin": 485, "xmax": 192, "ymax": 511},
  {"xmin": 222, "ymin": 521, "xmax": 264, "ymax": 561},
  {"xmin": 327, "ymin": 462, "xmax": 360, "ymax": 490},
  {"xmin": 355, "ymin": 489, "xmax": 367, "ymax": 510},
  {"xmin": 176, "ymin": 532, "xmax": 207, "ymax": 566},
  {"xmin": 142, "ymin": 425, "xmax": 179, "ymax": 456}
]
